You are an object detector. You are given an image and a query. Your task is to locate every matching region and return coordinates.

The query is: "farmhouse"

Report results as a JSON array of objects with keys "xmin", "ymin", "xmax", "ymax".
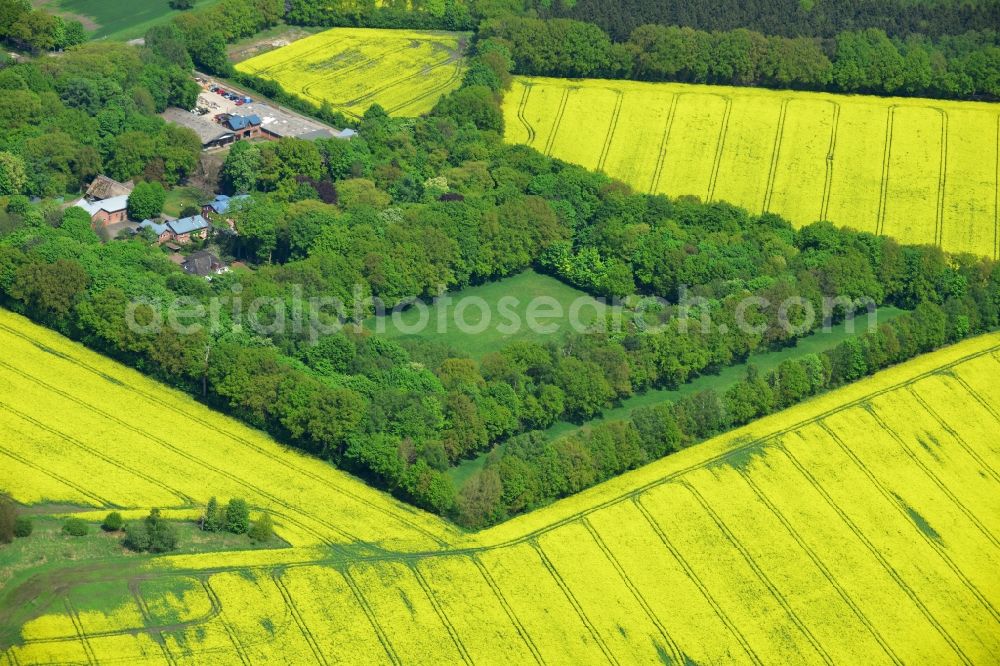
[
  {"xmin": 137, "ymin": 219, "xmax": 172, "ymax": 244},
  {"xmin": 137, "ymin": 214, "xmax": 210, "ymax": 245},
  {"xmin": 73, "ymin": 195, "xmax": 129, "ymax": 227},
  {"xmin": 85, "ymin": 176, "xmax": 133, "ymax": 201},
  {"xmin": 169, "ymin": 214, "xmax": 210, "ymax": 243}
]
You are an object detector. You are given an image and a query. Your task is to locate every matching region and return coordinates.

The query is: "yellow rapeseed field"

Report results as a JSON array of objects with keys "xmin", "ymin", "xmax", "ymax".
[
  {"xmin": 1, "ymin": 308, "xmax": 998, "ymax": 664},
  {"xmin": 235, "ymin": 27, "xmax": 467, "ymax": 118},
  {"xmin": 0, "ymin": 309, "xmax": 459, "ymax": 552},
  {"xmin": 505, "ymin": 76, "xmax": 1000, "ymax": 259}
]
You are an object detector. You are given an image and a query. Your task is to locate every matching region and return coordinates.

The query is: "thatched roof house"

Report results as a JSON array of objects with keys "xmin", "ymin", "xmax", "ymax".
[{"xmin": 85, "ymin": 176, "xmax": 133, "ymax": 201}]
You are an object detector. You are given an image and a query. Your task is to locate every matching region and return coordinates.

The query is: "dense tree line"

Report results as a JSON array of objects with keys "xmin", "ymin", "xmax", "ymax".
[
  {"xmin": 230, "ymin": 70, "xmax": 356, "ymax": 129},
  {"xmin": 167, "ymin": 0, "xmax": 284, "ymax": 74},
  {"xmin": 1, "ymin": 40, "xmax": 997, "ymax": 526},
  {"xmin": 457, "ymin": 297, "xmax": 982, "ymax": 525},
  {"xmin": 0, "ymin": 42, "xmax": 200, "ymax": 198},
  {"xmin": 173, "ymin": 0, "xmax": 1000, "ymax": 101},
  {"xmin": 287, "ymin": 0, "xmax": 476, "ymax": 31},
  {"xmin": 480, "ymin": 17, "xmax": 1000, "ymax": 99},
  {"xmin": 0, "ymin": 0, "xmax": 87, "ymax": 53},
  {"xmin": 525, "ymin": 0, "xmax": 1000, "ymax": 42},
  {"xmin": 168, "ymin": 0, "xmax": 476, "ymax": 76}
]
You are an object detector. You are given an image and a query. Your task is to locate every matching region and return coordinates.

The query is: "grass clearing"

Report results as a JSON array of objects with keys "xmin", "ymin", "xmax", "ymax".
[
  {"xmin": 507, "ymin": 76, "xmax": 1000, "ymax": 258},
  {"xmin": 234, "ymin": 27, "xmax": 469, "ymax": 119},
  {"xmin": 35, "ymin": 0, "xmax": 222, "ymax": 41},
  {"xmin": 366, "ymin": 269, "xmax": 616, "ymax": 359},
  {"xmin": 162, "ymin": 187, "xmax": 208, "ymax": 218},
  {"xmin": 0, "ymin": 515, "xmax": 286, "ymax": 590},
  {"xmin": 0, "ymin": 517, "xmax": 122, "ymax": 589}
]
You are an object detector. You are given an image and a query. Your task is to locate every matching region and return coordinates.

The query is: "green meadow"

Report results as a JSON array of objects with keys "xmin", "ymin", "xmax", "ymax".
[
  {"xmin": 38, "ymin": 0, "xmax": 221, "ymax": 41},
  {"xmin": 366, "ymin": 269, "xmax": 617, "ymax": 359}
]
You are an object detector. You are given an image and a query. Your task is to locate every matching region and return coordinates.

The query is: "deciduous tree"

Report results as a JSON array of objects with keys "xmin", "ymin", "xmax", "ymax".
[
  {"xmin": 128, "ymin": 181, "xmax": 167, "ymax": 220},
  {"xmin": 224, "ymin": 498, "xmax": 250, "ymax": 534}
]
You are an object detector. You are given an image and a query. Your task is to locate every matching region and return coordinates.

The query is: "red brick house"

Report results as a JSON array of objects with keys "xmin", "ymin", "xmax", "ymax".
[
  {"xmin": 73, "ymin": 195, "xmax": 129, "ymax": 227},
  {"xmin": 222, "ymin": 114, "xmax": 263, "ymax": 140},
  {"xmin": 137, "ymin": 215, "xmax": 210, "ymax": 245}
]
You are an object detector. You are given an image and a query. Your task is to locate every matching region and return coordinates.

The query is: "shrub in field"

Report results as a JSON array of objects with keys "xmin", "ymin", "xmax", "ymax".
[
  {"xmin": 123, "ymin": 509, "xmax": 178, "ymax": 553},
  {"xmin": 62, "ymin": 518, "xmax": 88, "ymax": 537},
  {"xmin": 248, "ymin": 513, "xmax": 274, "ymax": 542},
  {"xmin": 145, "ymin": 509, "xmax": 178, "ymax": 553},
  {"xmin": 13, "ymin": 517, "xmax": 33, "ymax": 538},
  {"xmin": 123, "ymin": 522, "xmax": 150, "ymax": 552},
  {"xmin": 102, "ymin": 512, "xmax": 124, "ymax": 532},
  {"xmin": 225, "ymin": 499, "xmax": 251, "ymax": 535},
  {"xmin": 201, "ymin": 497, "xmax": 224, "ymax": 532}
]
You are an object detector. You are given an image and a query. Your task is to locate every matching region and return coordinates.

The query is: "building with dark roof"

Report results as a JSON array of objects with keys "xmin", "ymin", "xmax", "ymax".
[
  {"xmin": 182, "ymin": 251, "xmax": 228, "ymax": 278},
  {"xmin": 227, "ymin": 114, "xmax": 261, "ymax": 130},
  {"xmin": 161, "ymin": 108, "xmax": 236, "ymax": 149},
  {"xmin": 85, "ymin": 176, "xmax": 133, "ymax": 201},
  {"xmin": 225, "ymin": 114, "xmax": 264, "ymax": 140}
]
